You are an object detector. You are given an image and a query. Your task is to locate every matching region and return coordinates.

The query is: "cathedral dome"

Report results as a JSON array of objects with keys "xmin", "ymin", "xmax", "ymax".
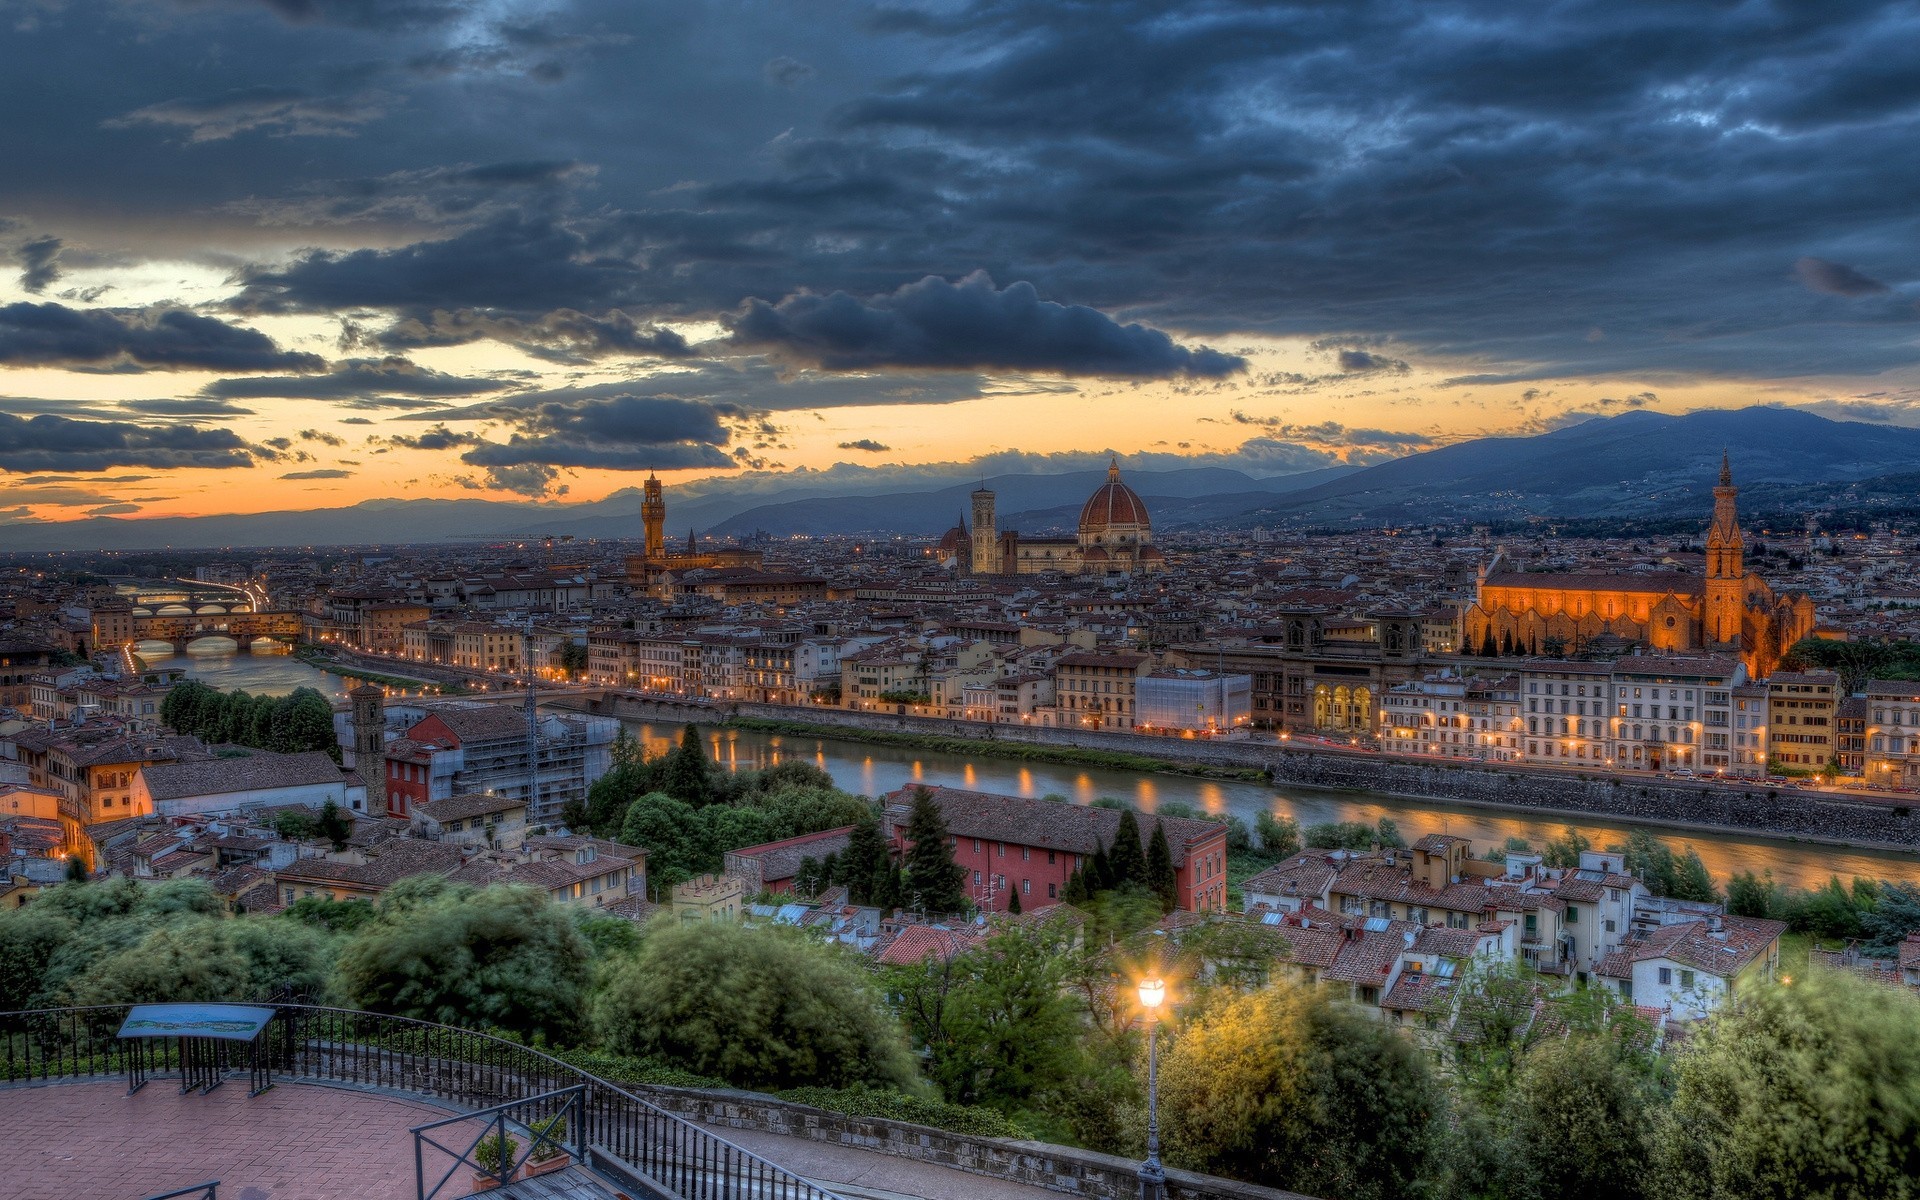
[{"xmin": 1078, "ymin": 458, "xmax": 1151, "ymax": 541}]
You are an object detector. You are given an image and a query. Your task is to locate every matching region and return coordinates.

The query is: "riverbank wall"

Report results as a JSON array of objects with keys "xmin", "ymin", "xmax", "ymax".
[{"xmin": 575, "ymin": 693, "xmax": 1920, "ymax": 852}]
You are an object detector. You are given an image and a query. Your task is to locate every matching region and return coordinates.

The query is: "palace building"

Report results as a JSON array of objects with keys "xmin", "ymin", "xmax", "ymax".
[
  {"xmin": 623, "ymin": 472, "xmax": 763, "ymax": 591},
  {"xmin": 941, "ymin": 458, "xmax": 1167, "ymax": 577},
  {"xmin": 1461, "ymin": 457, "xmax": 1815, "ymax": 678}
]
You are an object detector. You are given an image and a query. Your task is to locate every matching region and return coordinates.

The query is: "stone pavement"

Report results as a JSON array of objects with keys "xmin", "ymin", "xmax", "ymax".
[
  {"xmin": 6, "ymin": 1078, "xmax": 451, "ymax": 1200},
  {"xmin": 717, "ymin": 1125, "xmax": 1068, "ymax": 1200}
]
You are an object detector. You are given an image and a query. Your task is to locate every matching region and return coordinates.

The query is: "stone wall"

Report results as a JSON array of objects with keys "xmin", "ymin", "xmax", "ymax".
[
  {"xmin": 634, "ymin": 1083, "xmax": 1315, "ymax": 1200},
  {"xmin": 576, "ymin": 694, "xmax": 1920, "ymax": 850}
]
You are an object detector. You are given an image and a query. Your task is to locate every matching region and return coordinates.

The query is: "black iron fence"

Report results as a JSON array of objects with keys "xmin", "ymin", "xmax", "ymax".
[
  {"xmin": 413, "ymin": 1084, "xmax": 584, "ymax": 1200},
  {"xmin": 2, "ymin": 1004, "xmax": 845, "ymax": 1200}
]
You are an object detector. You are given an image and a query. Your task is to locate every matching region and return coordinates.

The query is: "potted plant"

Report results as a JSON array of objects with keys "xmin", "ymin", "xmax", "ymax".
[
  {"xmin": 470, "ymin": 1129, "xmax": 519, "ymax": 1192},
  {"xmin": 524, "ymin": 1113, "xmax": 572, "ymax": 1176}
]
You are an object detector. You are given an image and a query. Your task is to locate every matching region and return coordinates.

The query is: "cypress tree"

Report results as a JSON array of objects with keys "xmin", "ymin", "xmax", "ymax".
[
  {"xmin": 663, "ymin": 724, "xmax": 714, "ymax": 806},
  {"xmin": 819, "ymin": 851, "xmax": 841, "ymax": 891},
  {"xmin": 1108, "ymin": 809, "xmax": 1148, "ymax": 889},
  {"xmin": 1480, "ymin": 628, "xmax": 1498, "ymax": 657},
  {"xmin": 1006, "ymin": 887, "xmax": 1022, "ymax": 915},
  {"xmin": 1062, "ymin": 866, "xmax": 1088, "ymax": 905},
  {"xmin": 1089, "ymin": 843, "xmax": 1113, "ymax": 893},
  {"xmin": 1147, "ymin": 822, "xmax": 1178, "ymax": 913},
  {"xmin": 902, "ymin": 787, "xmax": 966, "ymax": 915},
  {"xmin": 794, "ymin": 855, "xmax": 822, "ymax": 897},
  {"xmin": 839, "ymin": 815, "xmax": 890, "ymax": 905}
]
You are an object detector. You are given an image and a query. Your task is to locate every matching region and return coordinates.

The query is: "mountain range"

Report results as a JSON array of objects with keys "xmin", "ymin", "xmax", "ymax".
[{"xmin": 0, "ymin": 406, "xmax": 1910, "ymax": 550}]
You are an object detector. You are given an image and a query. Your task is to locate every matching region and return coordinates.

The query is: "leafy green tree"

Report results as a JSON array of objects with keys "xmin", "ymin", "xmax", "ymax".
[
  {"xmin": 838, "ymin": 815, "xmax": 891, "ymax": 905},
  {"xmin": 792, "ymin": 855, "xmax": 825, "ymax": 897},
  {"xmin": 273, "ymin": 808, "xmax": 319, "ymax": 842},
  {"xmin": 1256, "ymin": 811, "xmax": 1301, "ymax": 858},
  {"xmin": 902, "ymin": 787, "xmax": 966, "ymax": 914},
  {"xmin": 1541, "ymin": 826, "xmax": 1592, "ymax": 868},
  {"xmin": 64, "ymin": 855, "xmax": 88, "ymax": 883},
  {"xmin": 1786, "ymin": 876, "xmax": 1876, "ymax": 939},
  {"xmin": 1668, "ymin": 847, "xmax": 1720, "ymax": 904},
  {"xmin": 1106, "ymin": 809, "xmax": 1148, "ymax": 888},
  {"xmin": 890, "ymin": 920, "xmax": 1082, "ymax": 1110},
  {"xmin": 1159, "ymin": 981, "xmax": 1442, "ymax": 1200},
  {"xmin": 1726, "ymin": 869, "xmax": 1783, "ymax": 919},
  {"xmin": 1860, "ymin": 882, "xmax": 1920, "ymax": 958},
  {"xmin": 1374, "ymin": 817, "xmax": 1407, "ymax": 849},
  {"xmin": 1305, "ymin": 820, "xmax": 1378, "ymax": 850},
  {"xmin": 595, "ymin": 920, "xmax": 918, "ymax": 1091},
  {"xmin": 1497, "ymin": 1027, "xmax": 1663, "ymax": 1200},
  {"xmin": 283, "ymin": 895, "xmax": 377, "ymax": 933},
  {"xmin": 1651, "ymin": 970, "xmax": 1920, "ymax": 1199},
  {"xmin": 0, "ymin": 906, "xmax": 73, "ymax": 1009},
  {"xmin": 1146, "ymin": 823, "xmax": 1178, "ymax": 913},
  {"xmin": 1619, "ymin": 829, "xmax": 1678, "ymax": 895},
  {"xmin": 332, "ymin": 882, "xmax": 592, "ymax": 1043}
]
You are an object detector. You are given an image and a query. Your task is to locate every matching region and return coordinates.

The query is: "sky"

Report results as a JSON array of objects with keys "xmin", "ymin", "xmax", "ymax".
[{"xmin": 1, "ymin": 0, "xmax": 1917, "ymax": 525}]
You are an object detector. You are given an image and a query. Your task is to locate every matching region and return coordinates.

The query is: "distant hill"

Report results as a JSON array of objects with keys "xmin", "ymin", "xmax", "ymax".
[{"xmin": 1230, "ymin": 407, "xmax": 1920, "ymax": 526}]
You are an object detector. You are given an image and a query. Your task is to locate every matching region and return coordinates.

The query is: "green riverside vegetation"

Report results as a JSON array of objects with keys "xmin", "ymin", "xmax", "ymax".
[{"xmin": 6, "ymin": 730, "xmax": 1920, "ymax": 1199}]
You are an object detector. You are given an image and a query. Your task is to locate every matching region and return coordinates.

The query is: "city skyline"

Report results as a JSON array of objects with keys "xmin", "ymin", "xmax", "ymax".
[{"xmin": 3, "ymin": 0, "xmax": 1917, "ymax": 527}]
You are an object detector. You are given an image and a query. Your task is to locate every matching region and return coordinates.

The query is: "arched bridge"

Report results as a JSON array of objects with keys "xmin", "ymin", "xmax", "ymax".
[{"xmin": 127, "ymin": 610, "xmax": 304, "ymax": 653}]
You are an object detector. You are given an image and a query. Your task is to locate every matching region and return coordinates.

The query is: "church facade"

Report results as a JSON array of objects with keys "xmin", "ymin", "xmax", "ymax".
[
  {"xmin": 941, "ymin": 459, "xmax": 1167, "ymax": 577},
  {"xmin": 1461, "ymin": 458, "xmax": 1815, "ymax": 679}
]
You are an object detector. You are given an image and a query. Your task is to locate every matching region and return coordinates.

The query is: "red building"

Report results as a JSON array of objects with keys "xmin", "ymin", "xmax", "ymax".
[
  {"xmin": 723, "ymin": 826, "xmax": 855, "ymax": 895},
  {"xmin": 880, "ymin": 785, "xmax": 1231, "ymax": 913}
]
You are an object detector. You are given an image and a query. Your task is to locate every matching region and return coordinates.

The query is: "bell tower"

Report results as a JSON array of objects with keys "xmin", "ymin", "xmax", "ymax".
[
  {"xmin": 349, "ymin": 683, "xmax": 387, "ymax": 817},
  {"xmin": 642, "ymin": 473, "xmax": 666, "ymax": 561},
  {"xmin": 970, "ymin": 487, "xmax": 997, "ymax": 576},
  {"xmin": 1704, "ymin": 452, "xmax": 1746, "ymax": 649}
]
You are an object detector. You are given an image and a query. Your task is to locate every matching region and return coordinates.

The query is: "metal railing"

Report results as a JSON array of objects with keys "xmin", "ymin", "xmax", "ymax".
[
  {"xmin": 2, "ymin": 1004, "xmax": 846, "ymax": 1200},
  {"xmin": 413, "ymin": 1085, "xmax": 583, "ymax": 1200}
]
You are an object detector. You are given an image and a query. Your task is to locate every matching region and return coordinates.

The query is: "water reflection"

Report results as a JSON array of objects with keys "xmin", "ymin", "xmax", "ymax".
[{"xmin": 636, "ymin": 721, "xmax": 1920, "ymax": 891}]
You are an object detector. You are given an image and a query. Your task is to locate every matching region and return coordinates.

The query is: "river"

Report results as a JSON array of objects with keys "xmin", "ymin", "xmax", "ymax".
[{"xmin": 135, "ymin": 646, "xmax": 1920, "ymax": 890}]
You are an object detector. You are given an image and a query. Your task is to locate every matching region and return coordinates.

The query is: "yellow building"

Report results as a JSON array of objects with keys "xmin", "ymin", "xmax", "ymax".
[
  {"xmin": 673, "ymin": 873, "xmax": 743, "ymax": 923},
  {"xmin": 1766, "ymin": 670, "xmax": 1839, "ymax": 771}
]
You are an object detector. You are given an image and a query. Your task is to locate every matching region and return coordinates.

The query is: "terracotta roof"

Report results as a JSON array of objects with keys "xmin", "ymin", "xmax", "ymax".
[
  {"xmin": 881, "ymin": 786, "xmax": 1226, "ymax": 867},
  {"xmin": 872, "ymin": 923, "xmax": 983, "ymax": 966},
  {"xmin": 418, "ymin": 792, "xmax": 527, "ymax": 823},
  {"xmin": 1482, "ymin": 571, "xmax": 1701, "ymax": 595},
  {"xmin": 724, "ymin": 826, "xmax": 855, "ymax": 885},
  {"xmin": 141, "ymin": 751, "xmax": 344, "ymax": 802},
  {"xmin": 274, "ymin": 839, "xmax": 466, "ymax": 889}
]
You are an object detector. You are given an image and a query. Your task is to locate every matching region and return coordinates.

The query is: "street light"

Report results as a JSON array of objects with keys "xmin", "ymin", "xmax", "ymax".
[{"xmin": 1137, "ymin": 976, "xmax": 1167, "ymax": 1200}]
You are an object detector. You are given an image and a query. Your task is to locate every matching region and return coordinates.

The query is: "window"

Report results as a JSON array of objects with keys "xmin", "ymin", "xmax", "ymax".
[
  {"xmin": 1680, "ymin": 970, "xmax": 1695, "ymax": 990},
  {"xmin": 1022, "ymin": 846, "xmax": 1030, "ymax": 861},
  {"xmin": 973, "ymin": 870, "xmax": 981, "ymax": 885},
  {"xmin": 1022, "ymin": 879, "xmax": 1031, "ymax": 895},
  {"xmin": 1565, "ymin": 905, "xmax": 1579, "ymax": 925},
  {"xmin": 1658, "ymin": 967, "xmax": 1672, "ymax": 986},
  {"xmin": 1047, "ymin": 850, "xmax": 1056, "ymax": 864},
  {"xmin": 1605, "ymin": 918, "xmax": 1616, "ymax": 933},
  {"xmin": 1048, "ymin": 882, "xmax": 1057, "ymax": 898}
]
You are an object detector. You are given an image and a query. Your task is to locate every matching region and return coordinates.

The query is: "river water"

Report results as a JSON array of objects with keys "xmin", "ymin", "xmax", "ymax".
[{"xmin": 138, "ymin": 646, "xmax": 1920, "ymax": 890}]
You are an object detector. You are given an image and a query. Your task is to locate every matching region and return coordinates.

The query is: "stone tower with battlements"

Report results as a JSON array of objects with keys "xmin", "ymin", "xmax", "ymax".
[
  {"xmin": 970, "ymin": 486, "xmax": 997, "ymax": 576},
  {"xmin": 642, "ymin": 473, "xmax": 666, "ymax": 561}
]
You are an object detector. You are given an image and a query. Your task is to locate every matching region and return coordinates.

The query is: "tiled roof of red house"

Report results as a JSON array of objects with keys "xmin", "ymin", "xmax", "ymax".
[
  {"xmin": 880, "ymin": 785, "xmax": 1224, "ymax": 867},
  {"xmin": 724, "ymin": 826, "xmax": 856, "ymax": 887},
  {"xmin": 871, "ymin": 923, "xmax": 983, "ymax": 966}
]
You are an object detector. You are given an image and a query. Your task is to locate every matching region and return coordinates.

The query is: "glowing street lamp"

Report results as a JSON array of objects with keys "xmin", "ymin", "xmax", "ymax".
[{"xmin": 1137, "ymin": 976, "xmax": 1167, "ymax": 1200}]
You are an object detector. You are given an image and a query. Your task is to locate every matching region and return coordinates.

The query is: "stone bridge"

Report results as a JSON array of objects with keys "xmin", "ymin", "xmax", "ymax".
[{"xmin": 126, "ymin": 610, "xmax": 304, "ymax": 653}]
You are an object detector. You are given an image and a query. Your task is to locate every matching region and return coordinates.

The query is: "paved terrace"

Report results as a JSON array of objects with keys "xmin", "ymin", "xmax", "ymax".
[{"xmin": 9, "ymin": 1077, "xmax": 1065, "ymax": 1200}]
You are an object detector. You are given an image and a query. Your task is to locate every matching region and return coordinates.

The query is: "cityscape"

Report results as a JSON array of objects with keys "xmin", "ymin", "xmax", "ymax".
[{"xmin": 3, "ymin": 2, "xmax": 1920, "ymax": 1200}]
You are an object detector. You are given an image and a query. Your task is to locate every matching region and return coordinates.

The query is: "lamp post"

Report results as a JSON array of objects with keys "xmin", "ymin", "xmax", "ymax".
[{"xmin": 1137, "ymin": 976, "xmax": 1167, "ymax": 1200}]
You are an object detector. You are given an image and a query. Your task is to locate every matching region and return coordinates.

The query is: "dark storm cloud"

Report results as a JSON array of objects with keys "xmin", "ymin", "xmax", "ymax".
[
  {"xmin": 371, "ymin": 308, "xmax": 691, "ymax": 364},
  {"xmin": 0, "ymin": 303, "xmax": 325, "ymax": 373},
  {"xmin": 105, "ymin": 87, "xmax": 390, "ymax": 142},
  {"xmin": 1338, "ymin": 350, "xmax": 1409, "ymax": 375},
  {"xmin": 838, "ymin": 439, "xmax": 890, "ymax": 452},
  {"xmin": 378, "ymin": 424, "xmax": 483, "ymax": 452},
  {"xmin": 1794, "ymin": 257, "xmax": 1891, "ymax": 298},
  {"xmin": 0, "ymin": 413, "xmax": 256, "ymax": 472},
  {"xmin": 180, "ymin": 0, "xmax": 473, "ymax": 32},
  {"xmin": 226, "ymin": 161, "xmax": 595, "ymax": 228},
  {"xmin": 16, "ymin": 236, "xmax": 62, "ymax": 293},
  {"xmin": 201, "ymin": 357, "xmax": 512, "ymax": 401},
  {"xmin": 727, "ymin": 272, "xmax": 1244, "ymax": 377}
]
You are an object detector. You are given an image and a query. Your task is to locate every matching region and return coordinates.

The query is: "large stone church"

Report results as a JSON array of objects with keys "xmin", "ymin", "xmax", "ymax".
[
  {"xmin": 1461, "ymin": 457, "xmax": 1815, "ymax": 678},
  {"xmin": 941, "ymin": 458, "xmax": 1167, "ymax": 577}
]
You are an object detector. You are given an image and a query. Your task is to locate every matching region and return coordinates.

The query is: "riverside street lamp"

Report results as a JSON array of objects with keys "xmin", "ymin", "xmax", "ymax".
[{"xmin": 1137, "ymin": 976, "xmax": 1167, "ymax": 1200}]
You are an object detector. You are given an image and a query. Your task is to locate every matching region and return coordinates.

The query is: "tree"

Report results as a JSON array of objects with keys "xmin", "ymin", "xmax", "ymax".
[
  {"xmin": 1146, "ymin": 823, "xmax": 1177, "ymax": 913},
  {"xmin": 902, "ymin": 787, "xmax": 966, "ymax": 914},
  {"xmin": 1860, "ymin": 881, "xmax": 1920, "ymax": 957},
  {"xmin": 1006, "ymin": 887, "xmax": 1021, "ymax": 914},
  {"xmin": 662, "ymin": 724, "xmax": 714, "ymax": 806},
  {"xmin": 1106, "ymin": 809, "xmax": 1148, "ymax": 889},
  {"xmin": 1541, "ymin": 826, "xmax": 1592, "ymax": 868},
  {"xmin": 619, "ymin": 792, "xmax": 704, "ymax": 894},
  {"xmin": 284, "ymin": 895, "xmax": 376, "ymax": 933},
  {"xmin": 63, "ymin": 855, "xmax": 88, "ymax": 883},
  {"xmin": 332, "ymin": 880, "xmax": 593, "ymax": 1043},
  {"xmin": 1374, "ymin": 817, "xmax": 1407, "ymax": 850},
  {"xmin": 1651, "ymin": 970, "xmax": 1920, "ymax": 1199},
  {"xmin": 891, "ymin": 921, "xmax": 1081, "ymax": 1110},
  {"xmin": 595, "ymin": 920, "xmax": 918, "ymax": 1092},
  {"xmin": 1726, "ymin": 869, "xmax": 1782, "ymax": 919},
  {"xmin": 1668, "ymin": 847, "xmax": 1720, "ymax": 904},
  {"xmin": 1255, "ymin": 811, "xmax": 1300, "ymax": 858},
  {"xmin": 317, "ymin": 799, "xmax": 352, "ymax": 851},
  {"xmin": 1159, "ymin": 980, "xmax": 1442, "ymax": 1200},
  {"xmin": 838, "ymin": 815, "xmax": 891, "ymax": 905},
  {"xmin": 1620, "ymin": 829, "xmax": 1678, "ymax": 895},
  {"xmin": 273, "ymin": 808, "xmax": 319, "ymax": 842},
  {"xmin": 1497, "ymin": 1028, "xmax": 1662, "ymax": 1200}
]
